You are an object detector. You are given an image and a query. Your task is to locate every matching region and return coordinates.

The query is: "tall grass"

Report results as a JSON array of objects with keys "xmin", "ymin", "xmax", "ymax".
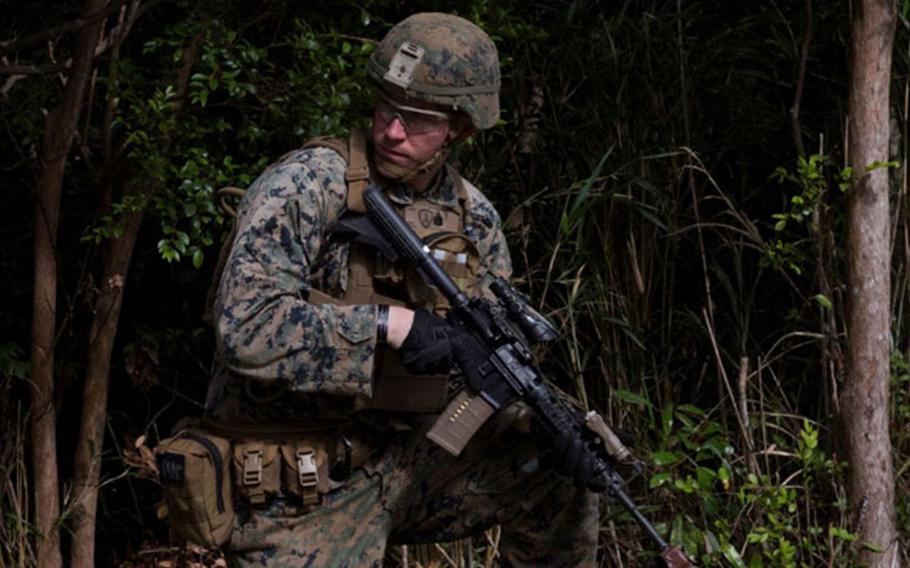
[
  {"xmin": 461, "ymin": 0, "xmax": 901, "ymax": 564},
  {"xmin": 1, "ymin": 344, "xmax": 35, "ymax": 567}
]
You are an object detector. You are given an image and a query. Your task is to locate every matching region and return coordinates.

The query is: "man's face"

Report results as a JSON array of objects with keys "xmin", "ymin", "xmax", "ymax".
[{"xmin": 371, "ymin": 92, "xmax": 453, "ymax": 174}]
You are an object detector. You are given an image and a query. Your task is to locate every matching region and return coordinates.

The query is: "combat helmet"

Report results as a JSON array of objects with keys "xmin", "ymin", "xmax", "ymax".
[{"xmin": 368, "ymin": 12, "xmax": 501, "ymax": 130}]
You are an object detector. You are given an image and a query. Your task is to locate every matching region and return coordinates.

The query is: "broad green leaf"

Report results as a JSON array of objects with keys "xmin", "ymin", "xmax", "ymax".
[
  {"xmin": 863, "ymin": 541, "xmax": 885, "ymax": 553},
  {"xmin": 652, "ymin": 450, "xmax": 683, "ymax": 466},
  {"xmin": 722, "ymin": 543, "xmax": 747, "ymax": 568},
  {"xmin": 613, "ymin": 389, "xmax": 650, "ymax": 407},
  {"xmin": 192, "ymin": 249, "xmax": 204, "ymax": 269},
  {"xmin": 649, "ymin": 472, "xmax": 671, "ymax": 488}
]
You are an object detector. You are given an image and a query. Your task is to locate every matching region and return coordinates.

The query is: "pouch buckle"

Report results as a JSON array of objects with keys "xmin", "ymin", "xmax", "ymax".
[
  {"xmin": 296, "ymin": 450, "xmax": 318, "ymax": 489},
  {"xmin": 242, "ymin": 448, "xmax": 263, "ymax": 486},
  {"xmin": 296, "ymin": 449, "xmax": 319, "ymax": 507}
]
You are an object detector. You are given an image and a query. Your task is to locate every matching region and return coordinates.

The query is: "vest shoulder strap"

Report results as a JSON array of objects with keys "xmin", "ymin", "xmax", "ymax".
[
  {"xmin": 344, "ymin": 129, "xmax": 370, "ymax": 213},
  {"xmin": 300, "ymin": 129, "xmax": 370, "ymax": 213}
]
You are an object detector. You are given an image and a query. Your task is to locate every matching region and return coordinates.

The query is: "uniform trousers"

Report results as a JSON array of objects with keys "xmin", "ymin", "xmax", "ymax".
[{"xmin": 226, "ymin": 413, "xmax": 600, "ymax": 567}]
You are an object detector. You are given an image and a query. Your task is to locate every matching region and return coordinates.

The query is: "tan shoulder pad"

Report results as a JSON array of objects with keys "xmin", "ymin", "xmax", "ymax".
[
  {"xmin": 345, "ymin": 129, "xmax": 369, "ymax": 213},
  {"xmin": 301, "ymin": 135, "xmax": 350, "ymax": 162},
  {"xmin": 300, "ymin": 130, "xmax": 370, "ymax": 213}
]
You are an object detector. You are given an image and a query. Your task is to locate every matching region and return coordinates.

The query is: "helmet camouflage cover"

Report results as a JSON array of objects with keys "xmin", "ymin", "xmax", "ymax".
[{"xmin": 368, "ymin": 12, "xmax": 501, "ymax": 130}]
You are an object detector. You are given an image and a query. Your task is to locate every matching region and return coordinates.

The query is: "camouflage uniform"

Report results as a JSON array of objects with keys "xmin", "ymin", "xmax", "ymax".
[
  {"xmin": 205, "ymin": 145, "xmax": 599, "ymax": 567},
  {"xmin": 227, "ymin": 414, "xmax": 598, "ymax": 567},
  {"xmin": 205, "ymin": 145, "xmax": 511, "ymax": 422},
  {"xmin": 205, "ymin": 11, "xmax": 600, "ymax": 567}
]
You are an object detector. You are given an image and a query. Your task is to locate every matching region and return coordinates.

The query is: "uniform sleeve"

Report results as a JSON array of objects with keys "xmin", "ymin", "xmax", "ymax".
[{"xmin": 215, "ymin": 149, "xmax": 378, "ymax": 398}]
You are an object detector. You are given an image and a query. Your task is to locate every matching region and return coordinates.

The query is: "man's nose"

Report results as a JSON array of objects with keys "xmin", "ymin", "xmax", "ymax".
[{"xmin": 382, "ymin": 114, "xmax": 407, "ymax": 141}]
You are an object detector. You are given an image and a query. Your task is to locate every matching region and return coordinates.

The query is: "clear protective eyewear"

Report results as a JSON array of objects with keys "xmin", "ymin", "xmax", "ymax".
[{"xmin": 374, "ymin": 93, "xmax": 452, "ymax": 135}]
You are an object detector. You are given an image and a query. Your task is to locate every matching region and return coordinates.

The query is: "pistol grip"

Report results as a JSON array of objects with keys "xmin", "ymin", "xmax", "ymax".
[{"xmin": 426, "ymin": 390, "xmax": 496, "ymax": 456}]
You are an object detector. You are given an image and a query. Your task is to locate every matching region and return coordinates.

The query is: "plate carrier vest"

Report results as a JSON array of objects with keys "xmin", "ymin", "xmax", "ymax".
[{"xmin": 209, "ymin": 130, "xmax": 484, "ymax": 413}]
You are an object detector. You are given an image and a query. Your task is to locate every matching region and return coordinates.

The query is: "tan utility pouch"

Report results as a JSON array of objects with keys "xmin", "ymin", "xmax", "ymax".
[
  {"xmin": 232, "ymin": 441, "xmax": 281, "ymax": 506},
  {"xmin": 155, "ymin": 430, "xmax": 234, "ymax": 548},
  {"xmin": 279, "ymin": 440, "xmax": 330, "ymax": 508},
  {"xmin": 232, "ymin": 439, "xmax": 331, "ymax": 510}
]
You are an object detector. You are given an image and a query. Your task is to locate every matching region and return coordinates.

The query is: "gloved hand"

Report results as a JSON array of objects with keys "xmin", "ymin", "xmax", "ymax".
[
  {"xmin": 548, "ymin": 428, "xmax": 601, "ymax": 490},
  {"xmin": 448, "ymin": 327, "xmax": 491, "ymax": 390},
  {"xmin": 397, "ymin": 309, "xmax": 454, "ymax": 375}
]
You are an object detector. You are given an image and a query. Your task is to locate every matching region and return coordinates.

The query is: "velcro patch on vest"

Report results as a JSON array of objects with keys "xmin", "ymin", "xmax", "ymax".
[
  {"xmin": 157, "ymin": 452, "xmax": 187, "ymax": 484},
  {"xmin": 417, "ymin": 209, "xmax": 445, "ymax": 229},
  {"xmin": 418, "ymin": 209, "xmax": 434, "ymax": 228},
  {"xmin": 405, "ymin": 207, "xmax": 459, "ymax": 234}
]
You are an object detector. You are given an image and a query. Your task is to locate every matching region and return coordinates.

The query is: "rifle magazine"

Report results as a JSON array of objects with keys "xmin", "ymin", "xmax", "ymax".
[{"xmin": 426, "ymin": 390, "xmax": 495, "ymax": 456}]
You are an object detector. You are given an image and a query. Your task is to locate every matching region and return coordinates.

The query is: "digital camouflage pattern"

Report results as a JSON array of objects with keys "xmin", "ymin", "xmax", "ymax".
[
  {"xmin": 367, "ymin": 12, "xmax": 500, "ymax": 130},
  {"xmin": 227, "ymin": 414, "xmax": 600, "ymax": 568},
  {"xmin": 206, "ymin": 20, "xmax": 596, "ymax": 559},
  {"xmin": 206, "ymin": 140, "xmax": 601, "ymax": 566},
  {"xmin": 206, "ymin": 144, "xmax": 511, "ymax": 424}
]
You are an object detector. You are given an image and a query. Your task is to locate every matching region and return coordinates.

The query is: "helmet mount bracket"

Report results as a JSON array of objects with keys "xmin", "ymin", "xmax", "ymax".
[{"xmin": 384, "ymin": 42, "xmax": 425, "ymax": 90}]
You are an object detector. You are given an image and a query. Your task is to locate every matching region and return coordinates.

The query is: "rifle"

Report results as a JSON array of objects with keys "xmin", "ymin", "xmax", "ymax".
[{"xmin": 345, "ymin": 185, "xmax": 693, "ymax": 567}]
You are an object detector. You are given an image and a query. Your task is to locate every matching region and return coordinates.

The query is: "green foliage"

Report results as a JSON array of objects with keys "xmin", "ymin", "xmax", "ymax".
[
  {"xmin": 765, "ymin": 154, "xmax": 850, "ymax": 276},
  {"xmin": 282, "ymin": 19, "xmax": 376, "ymax": 138},
  {"xmin": 892, "ymin": 351, "xmax": 910, "ymax": 421},
  {"xmin": 113, "ymin": 21, "xmax": 261, "ymax": 265},
  {"xmin": 639, "ymin": 400, "xmax": 851, "ymax": 566},
  {"xmin": 0, "ymin": 341, "xmax": 30, "ymax": 566},
  {"xmin": 771, "ymin": 155, "xmax": 840, "ymax": 232},
  {"xmin": 80, "ymin": 9, "xmax": 379, "ymax": 268},
  {"xmin": 0, "ymin": 343, "xmax": 28, "ymax": 381}
]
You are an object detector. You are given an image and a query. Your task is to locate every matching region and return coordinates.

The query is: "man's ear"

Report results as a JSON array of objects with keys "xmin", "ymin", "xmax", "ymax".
[{"xmin": 449, "ymin": 115, "xmax": 476, "ymax": 143}]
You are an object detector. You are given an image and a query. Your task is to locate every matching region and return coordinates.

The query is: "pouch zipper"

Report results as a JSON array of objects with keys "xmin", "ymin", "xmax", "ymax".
[{"xmin": 180, "ymin": 432, "xmax": 226, "ymax": 513}]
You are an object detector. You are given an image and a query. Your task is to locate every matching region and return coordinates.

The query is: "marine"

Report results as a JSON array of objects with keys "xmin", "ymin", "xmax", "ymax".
[{"xmin": 201, "ymin": 12, "xmax": 599, "ymax": 566}]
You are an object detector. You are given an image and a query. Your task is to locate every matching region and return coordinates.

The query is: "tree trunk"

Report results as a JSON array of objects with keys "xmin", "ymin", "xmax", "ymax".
[
  {"xmin": 69, "ymin": 208, "xmax": 144, "ymax": 568},
  {"xmin": 843, "ymin": 0, "xmax": 899, "ymax": 565},
  {"xmin": 68, "ymin": 31, "xmax": 203, "ymax": 567},
  {"xmin": 29, "ymin": 1, "xmax": 105, "ymax": 566}
]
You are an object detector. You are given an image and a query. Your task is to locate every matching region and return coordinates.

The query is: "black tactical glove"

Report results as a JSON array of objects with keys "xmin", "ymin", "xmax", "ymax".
[
  {"xmin": 548, "ymin": 428, "xmax": 601, "ymax": 490},
  {"xmin": 448, "ymin": 327, "xmax": 491, "ymax": 390},
  {"xmin": 398, "ymin": 309, "xmax": 454, "ymax": 375}
]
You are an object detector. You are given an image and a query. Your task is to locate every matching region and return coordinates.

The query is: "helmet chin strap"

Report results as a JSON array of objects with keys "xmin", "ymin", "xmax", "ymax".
[{"xmin": 373, "ymin": 132, "xmax": 458, "ymax": 187}]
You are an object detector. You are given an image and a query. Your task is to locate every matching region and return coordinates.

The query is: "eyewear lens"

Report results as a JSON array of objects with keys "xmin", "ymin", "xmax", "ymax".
[{"xmin": 375, "ymin": 96, "xmax": 450, "ymax": 135}]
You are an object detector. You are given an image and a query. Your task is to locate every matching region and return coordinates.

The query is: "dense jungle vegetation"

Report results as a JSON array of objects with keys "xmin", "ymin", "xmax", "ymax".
[{"xmin": 3, "ymin": 0, "xmax": 910, "ymax": 565}]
